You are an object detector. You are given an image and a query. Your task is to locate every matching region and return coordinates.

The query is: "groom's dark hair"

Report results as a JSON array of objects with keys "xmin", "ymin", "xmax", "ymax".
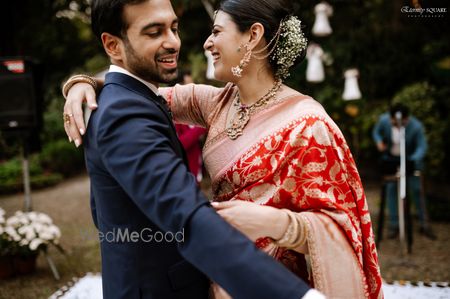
[{"xmin": 91, "ymin": 0, "xmax": 147, "ymax": 41}]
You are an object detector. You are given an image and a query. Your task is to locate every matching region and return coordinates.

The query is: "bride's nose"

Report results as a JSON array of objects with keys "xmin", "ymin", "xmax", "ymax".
[{"xmin": 204, "ymin": 35, "xmax": 213, "ymax": 51}]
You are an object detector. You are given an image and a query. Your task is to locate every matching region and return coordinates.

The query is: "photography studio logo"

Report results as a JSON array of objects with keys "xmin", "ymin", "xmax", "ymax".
[{"xmin": 401, "ymin": 0, "xmax": 447, "ymax": 18}]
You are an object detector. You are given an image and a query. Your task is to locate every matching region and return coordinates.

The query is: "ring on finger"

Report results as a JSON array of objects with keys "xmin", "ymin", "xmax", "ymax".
[{"xmin": 63, "ymin": 112, "xmax": 73, "ymax": 124}]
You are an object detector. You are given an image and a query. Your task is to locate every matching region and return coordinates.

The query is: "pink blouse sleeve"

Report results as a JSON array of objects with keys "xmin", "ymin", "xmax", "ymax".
[{"xmin": 159, "ymin": 83, "xmax": 227, "ymax": 128}]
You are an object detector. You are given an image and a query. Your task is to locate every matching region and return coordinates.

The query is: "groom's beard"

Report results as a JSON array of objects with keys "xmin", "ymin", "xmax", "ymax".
[{"xmin": 123, "ymin": 39, "xmax": 178, "ymax": 84}]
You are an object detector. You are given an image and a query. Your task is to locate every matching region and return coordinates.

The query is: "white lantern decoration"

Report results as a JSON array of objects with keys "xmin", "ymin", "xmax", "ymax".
[
  {"xmin": 306, "ymin": 43, "xmax": 325, "ymax": 83},
  {"xmin": 204, "ymin": 50, "xmax": 215, "ymax": 80},
  {"xmin": 312, "ymin": 2, "xmax": 333, "ymax": 37},
  {"xmin": 342, "ymin": 69, "xmax": 362, "ymax": 101}
]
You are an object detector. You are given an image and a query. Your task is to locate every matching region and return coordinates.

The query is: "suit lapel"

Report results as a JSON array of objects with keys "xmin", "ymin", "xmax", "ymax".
[{"xmin": 104, "ymin": 73, "xmax": 188, "ymax": 165}]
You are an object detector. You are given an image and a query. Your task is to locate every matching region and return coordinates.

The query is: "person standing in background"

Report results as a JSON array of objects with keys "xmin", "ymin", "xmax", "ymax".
[{"xmin": 373, "ymin": 103, "xmax": 436, "ymax": 239}]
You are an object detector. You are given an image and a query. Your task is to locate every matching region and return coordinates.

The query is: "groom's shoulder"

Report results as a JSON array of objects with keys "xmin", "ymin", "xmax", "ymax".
[
  {"xmin": 96, "ymin": 82, "xmax": 155, "ymax": 115},
  {"xmin": 100, "ymin": 72, "xmax": 153, "ymax": 103},
  {"xmin": 100, "ymin": 81, "xmax": 147, "ymax": 104},
  {"xmin": 92, "ymin": 73, "xmax": 166, "ymax": 126},
  {"xmin": 93, "ymin": 83, "xmax": 165, "ymax": 130}
]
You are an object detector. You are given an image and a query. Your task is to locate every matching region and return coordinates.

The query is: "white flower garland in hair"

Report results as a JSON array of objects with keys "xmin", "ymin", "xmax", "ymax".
[{"xmin": 271, "ymin": 16, "xmax": 308, "ymax": 79}]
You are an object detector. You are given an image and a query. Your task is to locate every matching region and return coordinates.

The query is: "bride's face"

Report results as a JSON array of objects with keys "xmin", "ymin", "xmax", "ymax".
[{"xmin": 203, "ymin": 11, "xmax": 248, "ymax": 83}]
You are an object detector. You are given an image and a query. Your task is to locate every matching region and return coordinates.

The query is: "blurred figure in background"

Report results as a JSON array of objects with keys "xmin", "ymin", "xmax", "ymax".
[
  {"xmin": 373, "ymin": 103, "xmax": 435, "ymax": 239},
  {"xmin": 173, "ymin": 70, "xmax": 206, "ymax": 183},
  {"xmin": 175, "ymin": 122, "xmax": 206, "ymax": 183}
]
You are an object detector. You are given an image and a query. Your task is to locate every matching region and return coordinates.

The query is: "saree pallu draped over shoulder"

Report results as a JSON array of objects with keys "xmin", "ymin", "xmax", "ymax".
[{"xmin": 163, "ymin": 83, "xmax": 383, "ymax": 299}]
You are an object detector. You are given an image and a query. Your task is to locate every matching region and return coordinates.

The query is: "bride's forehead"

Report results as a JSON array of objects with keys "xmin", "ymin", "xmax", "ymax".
[{"xmin": 213, "ymin": 10, "xmax": 234, "ymax": 25}]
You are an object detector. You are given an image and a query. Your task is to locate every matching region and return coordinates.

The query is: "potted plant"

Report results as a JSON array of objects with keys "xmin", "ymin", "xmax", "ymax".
[{"xmin": 1, "ymin": 210, "xmax": 62, "ymax": 277}]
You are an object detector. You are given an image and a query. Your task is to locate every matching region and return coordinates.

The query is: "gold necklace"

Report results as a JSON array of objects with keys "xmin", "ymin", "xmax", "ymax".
[{"xmin": 226, "ymin": 80, "xmax": 282, "ymax": 140}]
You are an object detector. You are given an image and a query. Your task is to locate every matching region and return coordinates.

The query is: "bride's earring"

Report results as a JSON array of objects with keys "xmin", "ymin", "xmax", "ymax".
[{"xmin": 231, "ymin": 43, "xmax": 252, "ymax": 77}]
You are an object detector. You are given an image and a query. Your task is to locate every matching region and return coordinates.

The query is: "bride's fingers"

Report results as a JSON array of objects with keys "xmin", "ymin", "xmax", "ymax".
[
  {"xmin": 63, "ymin": 111, "xmax": 82, "ymax": 147},
  {"xmin": 211, "ymin": 201, "xmax": 239, "ymax": 210},
  {"xmin": 63, "ymin": 113, "xmax": 73, "ymax": 143},
  {"xmin": 85, "ymin": 88, "xmax": 98, "ymax": 110},
  {"xmin": 71, "ymin": 98, "xmax": 86, "ymax": 136}
]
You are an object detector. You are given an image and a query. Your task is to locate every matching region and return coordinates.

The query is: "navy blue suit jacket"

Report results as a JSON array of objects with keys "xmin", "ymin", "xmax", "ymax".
[{"xmin": 84, "ymin": 72, "xmax": 310, "ymax": 299}]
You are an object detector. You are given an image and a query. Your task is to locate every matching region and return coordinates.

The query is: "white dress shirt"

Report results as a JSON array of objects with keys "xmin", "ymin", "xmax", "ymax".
[{"xmin": 390, "ymin": 126, "xmax": 401, "ymax": 156}]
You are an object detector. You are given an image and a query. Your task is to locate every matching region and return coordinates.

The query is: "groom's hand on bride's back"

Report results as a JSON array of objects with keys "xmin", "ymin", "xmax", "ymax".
[{"xmin": 63, "ymin": 82, "xmax": 98, "ymax": 147}]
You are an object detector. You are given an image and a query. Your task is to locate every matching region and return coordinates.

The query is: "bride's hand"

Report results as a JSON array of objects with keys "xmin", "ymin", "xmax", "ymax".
[
  {"xmin": 212, "ymin": 201, "xmax": 289, "ymax": 242},
  {"xmin": 63, "ymin": 82, "xmax": 98, "ymax": 147}
]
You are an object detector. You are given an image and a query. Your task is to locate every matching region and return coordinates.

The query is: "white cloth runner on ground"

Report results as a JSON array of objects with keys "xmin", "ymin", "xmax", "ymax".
[{"xmin": 49, "ymin": 274, "xmax": 449, "ymax": 299}]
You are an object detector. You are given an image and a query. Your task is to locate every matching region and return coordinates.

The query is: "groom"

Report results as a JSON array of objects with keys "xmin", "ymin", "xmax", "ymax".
[{"xmin": 81, "ymin": 0, "xmax": 319, "ymax": 298}]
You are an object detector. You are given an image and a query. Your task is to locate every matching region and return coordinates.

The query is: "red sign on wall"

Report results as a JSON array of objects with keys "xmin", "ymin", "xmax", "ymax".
[{"xmin": 3, "ymin": 60, "xmax": 25, "ymax": 74}]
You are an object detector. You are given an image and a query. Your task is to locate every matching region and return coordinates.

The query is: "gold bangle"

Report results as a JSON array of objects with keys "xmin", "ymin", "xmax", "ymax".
[
  {"xmin": 274, "ymin": 210, "xmax": 307, "ymax": 249},
  {"xmin": 290, "ymin": 214, "xmax": 308, "ymax": 249},
  {"xmin": 274, "ymin": 210, "xmax": 297, "ymax": 246},
  {"xmin": 62, "ymin": 74, "xmax": 98, "ymax": 98}
]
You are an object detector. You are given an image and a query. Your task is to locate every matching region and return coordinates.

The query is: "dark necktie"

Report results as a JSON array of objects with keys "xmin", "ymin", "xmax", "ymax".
[
  {"xmin": 154, "ymin": 95, "xmax": 188, "ymax": 164},
  {"xmin": 156, "ymin": 95, "xmax": 173, "ymax": 119}
]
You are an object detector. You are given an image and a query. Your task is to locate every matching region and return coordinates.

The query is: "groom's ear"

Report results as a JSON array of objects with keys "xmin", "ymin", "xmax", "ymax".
[{"xmin": 101, "ymin": 32, "xmax": 124, "ymax": 62}]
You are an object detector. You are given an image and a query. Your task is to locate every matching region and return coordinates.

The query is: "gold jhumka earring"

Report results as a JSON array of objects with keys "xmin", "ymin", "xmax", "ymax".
[{"xmin": 231, "ymin": 44, "xmax": 252, "ymax": 77}]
